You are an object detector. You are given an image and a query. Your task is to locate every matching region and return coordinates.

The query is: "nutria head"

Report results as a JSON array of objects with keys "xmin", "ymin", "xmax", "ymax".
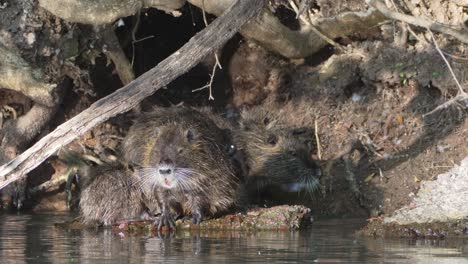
[
  {"xmin": 122, "ymin": 108, "xmax": 236, "ymax": 192},
  {"xmin": 236, "ymin": 108, "xmax": 322, "ymax": 194},
  {"xmin": 137, "ymin": 124, "xmax": 209, "ymax": 190}
]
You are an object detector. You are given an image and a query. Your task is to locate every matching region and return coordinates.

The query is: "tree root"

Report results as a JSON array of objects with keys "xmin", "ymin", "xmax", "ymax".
[
  {"xmin": 41, "ymin": 0, "xmax": 387, "ymax": 59},
  {"xmin": 188, "ymin": 0, "xmax": 386, "ymax": 58},
  {"xmin": 38, "ymin": 0, "xmax": 187, "ymax": 25},
  {"xmin": 0, "ymin": 43, "xmax": 58, "ymax": 107},
  {"xmin": 0, "ymin": 42, "xmax": 69, "ymax": 208},
  {"xmin": 366, "ymin": 0, "xmax": 468, "ymax": 44},
  {"xmin": 99, "ymin": 27, "xmax": 135, "ymax": 85}
]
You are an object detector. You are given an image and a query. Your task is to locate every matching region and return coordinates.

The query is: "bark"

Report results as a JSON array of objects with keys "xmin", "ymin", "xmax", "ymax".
[{"xmin": 0, "ymin": 0, "xmax": 266, "ymax": 190}]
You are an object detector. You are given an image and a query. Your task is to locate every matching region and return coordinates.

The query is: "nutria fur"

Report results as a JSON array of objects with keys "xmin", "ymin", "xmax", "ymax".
[
  {"xmin": 121, "ymin": 107, "xmax": 242, "ymax": 229},
  {"xmin": 228, "ymin": 40, "xmax": 288, "ymax": 108},
  {"xmin": 233, "ymin": 106, "xmax": 322, "ymax": 198},
  {"xmin": 79, "ymin": 165, "xmax": 155, "ymax": 225}
]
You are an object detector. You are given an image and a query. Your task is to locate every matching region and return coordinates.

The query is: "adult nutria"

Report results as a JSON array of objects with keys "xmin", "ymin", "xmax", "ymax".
[
  {"xmin": 78, "ymin": 165, "xmax": 155, "ymax": 225},
  {"xmin": 233, "ymin": 106, "xmax": 322, "ymax": 200},
  {"xmin": 121, "ymin": 107, "xmax": 242, "ymax": 229}
]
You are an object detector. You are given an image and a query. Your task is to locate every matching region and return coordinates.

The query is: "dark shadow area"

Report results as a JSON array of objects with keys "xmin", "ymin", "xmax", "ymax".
[{"xmin": 115, "ymin": 5, "xmax": 233, "ymax": 110}]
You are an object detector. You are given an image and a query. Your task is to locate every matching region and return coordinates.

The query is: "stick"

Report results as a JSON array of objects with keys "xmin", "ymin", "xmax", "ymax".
[
  {"xmin": 0, "ymin": 0, "xmax": 266, "ymax": 190},
  {"xmin": 193, "ymin": 0, "xmax": 222, "ymax": 100}
]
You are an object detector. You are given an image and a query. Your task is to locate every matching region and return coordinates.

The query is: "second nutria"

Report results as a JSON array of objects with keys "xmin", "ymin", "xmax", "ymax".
[
  {"xmin": 233, "ymin": 106, "xmax": 322, "ymax": 200},
  {"xmin": 121, "ymin": 107, "xmax": 243, "ymax": 229},
  {"xmin": 78, "ymin": 165, "xmax": 155, "ymax": 225}
]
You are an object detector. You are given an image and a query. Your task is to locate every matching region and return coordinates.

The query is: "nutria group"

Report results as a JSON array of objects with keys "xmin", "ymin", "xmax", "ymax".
[
  {"xmin": 121, "ymin": 107, "xmax": 243, "ymax": 229},
  {"xmin": 78, "ymin": 105, "xmax": 321, "ymax": 226}
]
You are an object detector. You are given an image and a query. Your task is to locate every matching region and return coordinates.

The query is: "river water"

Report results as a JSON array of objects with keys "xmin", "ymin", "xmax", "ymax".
[{"xmin": 0, "ymin": 213, "xmax": 467, "ymax": 263}]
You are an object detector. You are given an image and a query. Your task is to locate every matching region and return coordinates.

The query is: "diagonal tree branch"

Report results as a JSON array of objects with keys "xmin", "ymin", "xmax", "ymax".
[{"xmin": 0, "ymin": 0, "xmax": 266, "ymax": 190}]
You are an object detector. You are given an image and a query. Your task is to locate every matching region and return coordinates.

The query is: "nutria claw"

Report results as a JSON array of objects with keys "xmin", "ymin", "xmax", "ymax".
[{"xmin": 156, "ymin": 211, "xmax": 176, "ymax": 231}]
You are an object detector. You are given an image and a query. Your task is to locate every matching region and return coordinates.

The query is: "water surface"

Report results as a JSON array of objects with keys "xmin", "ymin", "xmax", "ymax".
[{"xmin": 0, "ymin": 213, "xmax": 467, "ymax": 263}]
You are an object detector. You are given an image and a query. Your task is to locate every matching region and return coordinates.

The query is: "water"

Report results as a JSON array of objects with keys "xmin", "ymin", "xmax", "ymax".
[{"xmin": 1, "ymin": 213, "xmax": 468, "ymax": 263}]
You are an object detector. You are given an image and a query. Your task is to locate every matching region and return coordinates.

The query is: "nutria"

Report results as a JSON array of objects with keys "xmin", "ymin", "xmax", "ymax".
[
  {"xmin": 233, "ymin": 106, "xmax": 322, "ymax": 199},
  {"xmin": 78, "ymin": 165, "xmax": 155, "ymax": 225},
  {"xmin": 227, "ymin": 40, "xmax": 288, "ymax": 108},
  {"xmin": 121, "ymin": 107, "xmax": 242, "ymax": 229}
]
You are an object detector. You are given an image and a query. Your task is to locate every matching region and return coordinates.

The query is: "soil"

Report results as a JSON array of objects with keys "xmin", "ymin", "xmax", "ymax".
[{"xmin": 0, "ymin": 0, "xmax": 466, "ymax": 230}]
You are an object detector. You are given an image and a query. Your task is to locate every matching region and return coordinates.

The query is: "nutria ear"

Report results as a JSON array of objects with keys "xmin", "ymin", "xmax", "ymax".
[
  {"xmin": 239, "ymin": 121, "xmax": 251, "ymax": 131},
  {"xmin": 186, "ymin": 128, "xmax": 198, "ymax": 143}
]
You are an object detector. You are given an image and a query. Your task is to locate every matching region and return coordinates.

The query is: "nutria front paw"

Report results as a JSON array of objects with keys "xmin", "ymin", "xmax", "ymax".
[{"xmin": 155, "ymin": 212, "xmax": 176, "ymax": 230}]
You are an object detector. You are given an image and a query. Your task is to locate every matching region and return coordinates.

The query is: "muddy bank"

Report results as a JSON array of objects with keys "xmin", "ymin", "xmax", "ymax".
[{"xmin": 358, "ymin": 158, "xmax": 468, "ymax": 238}]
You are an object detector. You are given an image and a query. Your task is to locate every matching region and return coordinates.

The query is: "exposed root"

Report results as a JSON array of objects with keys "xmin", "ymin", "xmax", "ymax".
[
  {"xmin": 39, "ymin": 0, "xmax": 187, "ymax": 25},
  {"xmin": 100, "ymin": 27, "xmax": 135, "ymax": 85},
  {"xmin": 288, "ymin": 0, "xmax": 345, "ymax": 52},
  {"xmin": 29, "ymin": 170, "xmax": 71, "ymax": 195},
  {"xmin": 0, "ymin": 43, "xmax": 62, "ymax": 208},
  {"xmin": 188, "ymin": 0, "xmax": 386, "ymax": 58},
  {"xmin": 0, "ymin": 79, "xmax": 69, "ymax": 209},
  {"xmin": 0, "ymin": 43, "xmax": 58, "ymax": 107},
  {"xmin": 366, "ymin": 0, "xmax": 468, "ymax": 44}
]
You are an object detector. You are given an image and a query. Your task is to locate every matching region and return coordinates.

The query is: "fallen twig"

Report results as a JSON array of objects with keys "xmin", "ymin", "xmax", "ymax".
[
  {"xmin": 192, "ymin": 0, "xmax": 222, "ymax": 100},
  {"xmin": 314, "ymin": 119, "xmax": 322, "ymax": 160}
]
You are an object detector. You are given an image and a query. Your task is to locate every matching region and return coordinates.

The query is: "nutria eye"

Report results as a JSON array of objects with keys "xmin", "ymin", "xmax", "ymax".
[
  {"xmin": 263, "ymin": 117, "xmax": 270, "ymax": 126},
  {"xmin": 177, "ymin": 147, "xmax": 184, "ymax": 154},
  {"xmin": 292, "ymin": 128, "xmax": 307, "ymax": 135},
  {"xmin": 227, "ymin": 145, "xmax": 236, "ymax": 156},
  {"xmin": 186, "ymin": 129, "xmax": 196, "ymax": 143},
  {"xmin": 267, "ymin": 134, "xmax": 277, "ymax": 146}
]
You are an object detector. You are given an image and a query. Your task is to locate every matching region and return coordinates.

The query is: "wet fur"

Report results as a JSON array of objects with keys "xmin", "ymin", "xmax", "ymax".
[
  {"xmin": 79, "ymin": 166, "xmax": 154, "ymax": 225},
  {"xmin": 234, "ymin": 106, "xmax": 322, "ymax": 196}
]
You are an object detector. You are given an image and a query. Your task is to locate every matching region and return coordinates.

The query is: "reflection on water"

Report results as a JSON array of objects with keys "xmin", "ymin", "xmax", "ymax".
[{"xmin": 1, "ymin": 213, "xmax": 468, "ymax": 263}]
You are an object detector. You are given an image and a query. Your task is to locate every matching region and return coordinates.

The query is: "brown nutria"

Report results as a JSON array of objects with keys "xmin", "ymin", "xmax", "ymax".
[
  {"xmin": 78, "ymin": 165, "xmax": 155, "ymax": 225},
  {"xmin": 121, "ymin": 107, "xmax": 242, "ymax": 229},
  {"xmin": 227, "ymin": 40, "xmax": 291, "ymax": 108},
  {"xmin": 233, "ymin": 106, "xmax": 322, "ymax": 199}
]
